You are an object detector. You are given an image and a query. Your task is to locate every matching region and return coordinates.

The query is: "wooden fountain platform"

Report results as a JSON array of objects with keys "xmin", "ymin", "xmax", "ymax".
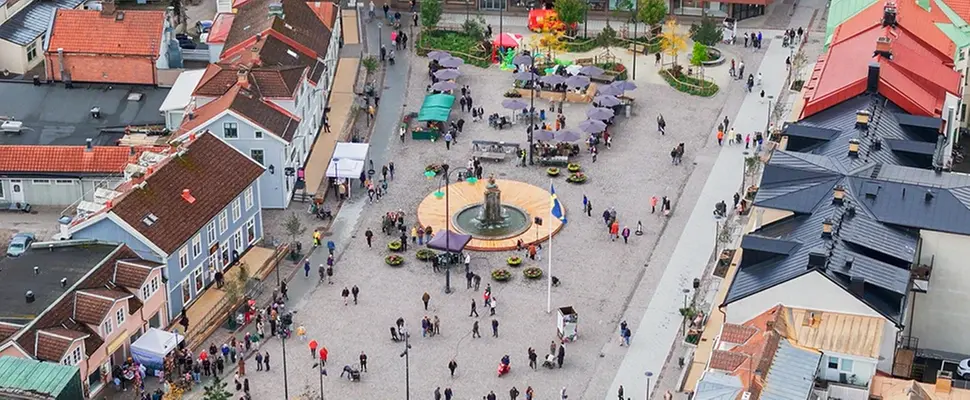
[{"xmin": 416, "ymin": 179, "xmax": 565, "ymax": 251}]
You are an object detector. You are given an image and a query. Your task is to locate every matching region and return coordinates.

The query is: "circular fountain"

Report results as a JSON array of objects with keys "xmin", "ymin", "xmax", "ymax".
[{"xmin": 453, "ymin": 176, "xmax": 531, "ymax": 239}]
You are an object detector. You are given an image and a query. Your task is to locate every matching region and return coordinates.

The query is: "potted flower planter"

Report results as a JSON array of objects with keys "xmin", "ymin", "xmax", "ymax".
[
  {"xmin": 507, "ymin": 256, "xmax": 523, "ymax": 266},
  {"xmin": 566, "ymin": 172, "xmax": 588, "ymax": 184},
  {"xmin": 567, "ymin": 163, "xmax": 581, "ymax": 173},
  {"xmin": 491, "ymin": 268, "xmax": 512, "ymax": 281},
  {"xmin": 523, "ymin": 267, "xmax": 543, "ymax": 279},
  {"xmin": 416, "ymin": 249, "xmax": 437, "ymax": 261},
  {"xmin": 387, "ymin": 240, "xmax": 403, "ymax": 252},
  {"xmin": 718, "ymin": 249, "xmax": 735, "ymax": 266},
  {"xmin": 547, "ymin": 167, "xmax": 561, "ymax": 177},
  {"xmin": 745, "ymin": 185, "xmax": 759, "ymax": 200},
  {"xmin": 385, "ymin": 254, "xmax": 405, "ymax": 266}
]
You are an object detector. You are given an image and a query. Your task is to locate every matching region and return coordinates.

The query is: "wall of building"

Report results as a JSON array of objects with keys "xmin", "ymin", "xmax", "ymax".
[
  {"xmin": 909, "ymin": 229, "xmax": 970, "ymax": 356},
  {"xmin": 202, "ymin": 114, "xmax": 287, "ymax": 209},
  {"xmin": 818, "ymin": 351, "xmax": 877, "ymax": 387},
  {"xmin": 0, "ymin": 38, "xmax": 29, "ymax": 75},
  {"xmin": 726, "ymin": 272, "xmax": 899, "ymax": 372},
  {"xmin": 0, "ymin": 343, "xmax": 28, "ymax": 358},
  {"xmin": 47, "ymin": 54, "xmax": 155, "ymax": 85},
  {"xmin": 0, "ymin": 176, "xmax": 123, "ymax": 206},
  {"xmin": 71, "ymin": 218, "xmax": 161, "ymax": 263}
]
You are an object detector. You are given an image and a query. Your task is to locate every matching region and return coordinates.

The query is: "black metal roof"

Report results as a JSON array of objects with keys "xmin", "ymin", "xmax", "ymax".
[{"xmin": 0, "ymin": 0, "xmax": 84, "ymax": 46}]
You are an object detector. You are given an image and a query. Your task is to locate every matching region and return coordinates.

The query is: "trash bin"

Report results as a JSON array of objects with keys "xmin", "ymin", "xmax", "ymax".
[{"xmin": 625, "ymin": 104, "xmax": 631, "ymax": 117}]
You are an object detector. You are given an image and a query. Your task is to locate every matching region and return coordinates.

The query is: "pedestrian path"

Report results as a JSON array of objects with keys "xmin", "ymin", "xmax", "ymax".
[{"xmin": 602, "ymin": 33, "xmax": 791, "ymax": 400}]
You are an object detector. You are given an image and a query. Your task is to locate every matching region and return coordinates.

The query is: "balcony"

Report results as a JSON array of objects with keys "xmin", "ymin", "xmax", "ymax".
[{"xmin": 814, "ymin": 380, "xmax": 870, "ymax": 400}]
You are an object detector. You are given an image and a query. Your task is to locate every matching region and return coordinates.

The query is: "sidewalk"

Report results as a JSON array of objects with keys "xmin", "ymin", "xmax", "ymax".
[{"xmin": 600, "ymin": 19, "xmax": 801, "ymax": 400}]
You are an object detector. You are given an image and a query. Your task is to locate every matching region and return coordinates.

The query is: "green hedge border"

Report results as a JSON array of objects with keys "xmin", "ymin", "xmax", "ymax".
[{"xmin": 660, "ymin": 69, "xmax": 719, "ymax": 97}]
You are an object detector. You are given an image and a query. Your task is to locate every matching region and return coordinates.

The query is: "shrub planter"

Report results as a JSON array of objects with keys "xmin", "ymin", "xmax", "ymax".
[
  {"xmin": 491, "ymin": 268, "xmax": 512, "ymax": 282},
  {"xmin": 523, "ymin": 267, "xmax": 543, "ymax": 279},
  {"xmin": 388, "ymin": 240, "xmax": 403, "ymax": 252},
  {"xmin": 745, "ymin": 185, "xmax": 759, "ymax": 200},
  {"xmin": 547, "ymin": 167, "xmax": 561, "ymax": 177},
  {"xmin": 507, "ymin": 256, "xmax": 523, "ymax": 267},
  {"xmin": 385, "ymin": 254, "xmax": 405, "ymax": 266},
  {"xmin": 566, "ymin": 172, "xmax": 588, "ymax": 184},
  {"xmin": 416, "ymin": 249, "xmax": 437, "ymax": 261},
  {"xmin": 700, "ymin": 47, "xmax": 725, "ymax": 67},
  {"xmin": 567, "ymin": 163, "xmax": 581, "ymax": 173}
]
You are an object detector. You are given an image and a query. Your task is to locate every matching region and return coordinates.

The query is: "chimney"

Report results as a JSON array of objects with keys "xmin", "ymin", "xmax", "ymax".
[
  {"xmin": 875, "ymin": 36, "xmax": 893, "ymax": 58},
  {"xmin": 60, "ymin": 277, "xmax": 67, "ymax": 288},
  {"xmin": 925, "ymin": 189, "xmax": 935, "ymax": 202},
  {"xmin": 872, "ymin": 138, "xmax": 882, "ymax": 151},
  {"xmin": 845, "ymin": 256, "xmax": 854, "ymax": 269},
  {"xmin": 100, "ymin": 0, "xmax": 117, "ymax": 16},
  {"xmin": 833, "ymin": 185, "xmax": 845, "ymax": 204},
  {"xmin": 808, "ymin": 249, "xmax": 828, "ymax": 269},
  {"xmin": 268, "ymin": 2, "xmax": 284, "ymax": 17},
  {"xmin": 129, "ymin": 146, "xmax": 136, "ymax": 156},
  {"xmin": 822, "ymin": 218, "xmax": 834, "ymax": 238},
  {"xmin": 856, "ymin": 110, "xmax": 871, "ymax": 128},
  {"xmin": 850, "ymin": 276, "xmax": 866, "ymax": 296},
  {"xmin": 85, "ymin": 138, "xmax": 93, "ymax": 151},
  {"xmin": 237, "ymin": 68, "xmax": 250, "ymax": 89},
  {"xmin": 937, "ymin": 372, "xmax": 953, "ymax": 394},
  {"xmin": 883, "ymin": 1, "xmax": 898, "ymax": 27},
  {"xmin": 866, "ymin": 62, "xmax": 880, "ymax": 93},
  {"xmin": 848, "ymin": 138, "xmax": 861, "ymax": 156},
  {"xmin": 33, "ymin": 266, "xmax": 39, "ymax": 275},
  {"xmin": 181, "ymin": 189, "xmax": 196, "ymax": 204},
  {"xmin": 25, "ymin": 291, "xmax": 34, "ymax": 304}
]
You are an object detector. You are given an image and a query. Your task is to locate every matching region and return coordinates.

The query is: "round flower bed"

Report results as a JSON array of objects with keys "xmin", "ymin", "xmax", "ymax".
[
  {"xmin": 491, "ymin": 268, "xmax": 512, "ymax": 281},
  {"xmin": 388, "ymin": 240, "xmax": 403, "ymax": 252},
  {"xmin": 507, "ymin": 256, "xmax": 523, "ymax": 266},
  {"xmin": 547, "ymin": 167, "xmax": 560, "ymax": 177},
  {"xmin": 385, "ymin": 254, "xmax": 404, "ymax": 266},
  {"xmin": 523, "ymin": 267, "xmax": 543, "ymax": 279},
  {"xmin": 416, "ymin": 248, "xmax": 437, "ymax": 261},
  {"xmin": 567, "ymin": 163, "xmax": 581, "ymax": 173},
  {"xmin": 566, "ymin": 172, "xmax": 588, "ymax": 184}
]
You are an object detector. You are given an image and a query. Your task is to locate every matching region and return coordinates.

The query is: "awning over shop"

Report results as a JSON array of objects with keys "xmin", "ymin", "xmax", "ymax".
[
  {"xmin": 326, "ymin": 142, "xmax": 370, "ymax": 179},
  {"xmin": 130, "ymin": 328, "xmax": 183, "ymax": 372},
  {"xmin": 417, "ymin": 94, "xmax": 455, "ymax": 122},
  {"xmin": 427, "ymin": 230, "xmax": 472, "ymax": 253}
]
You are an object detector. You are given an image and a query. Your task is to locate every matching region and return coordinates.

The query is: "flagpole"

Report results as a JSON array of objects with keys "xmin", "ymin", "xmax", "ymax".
[{"xmin": 547, "ymin": 178, "xmax": 553, "ymax": 314}]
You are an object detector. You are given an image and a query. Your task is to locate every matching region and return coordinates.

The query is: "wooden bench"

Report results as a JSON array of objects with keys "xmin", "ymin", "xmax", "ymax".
[
  {"xmin": 626, "ymin": 43, "xmax": 646, "ymax": 54},
  {"xmin": 590, "ymin": 74, "xmax": 616, "ymax": 84},
  {"xmin": 473, "ymin": 151, "xmax": 507, "ymax": 161},
  {"xmin": 539, "ymin": 156, "xmax": 569, "ymax": 166},
  {"xmin": 574, "ymin": 57, "xmax": 593, "ymax": 65}
]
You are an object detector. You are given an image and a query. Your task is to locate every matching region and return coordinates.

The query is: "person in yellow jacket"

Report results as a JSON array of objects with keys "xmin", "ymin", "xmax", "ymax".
[{"xmin": 312, "ymin": 229, "xmax": 321, "ymax": 247}]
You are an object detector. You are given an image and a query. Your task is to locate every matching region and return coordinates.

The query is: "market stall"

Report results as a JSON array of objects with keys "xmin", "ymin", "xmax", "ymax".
[
  {"xmin": 413, "ymin": 94, "xmax": 455, "ymax": 140},
  {"xmin": 325, "ymin": 142, "xmax": 370, "ymax": 201},
  {"xmin": 130, "ymin": 328, "xmax": 183, "ymax": 374}
]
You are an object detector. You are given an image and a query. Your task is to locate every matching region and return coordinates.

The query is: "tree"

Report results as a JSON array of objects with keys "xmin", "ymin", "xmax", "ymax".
[
  {"xmin": 284, "ymin": 212, "xmax": 306, "ymax": 246},
  {"xmin": 553, "ymin": 0, "xmax": 586, "ymax": 36},
  {"xmin": 202, "ymin": 375, "xmax": 233, "ymax": 400},
  {"xmin": 690, "ymin": 42, "xmax": 708, "ymax": 66},
  {"xmin": 659, "ymin": 19, "xmax": 687, "ymax": 65},
  {"xmin": 532, "ymin": 25, "xmax": 568, "ymax": 57},
  {"xmin": 636, "ymin": 0, "xmax": 667, "ymax": 34},
  {"xmin": 462, "ymin": 16, "xmax": 487, "ymax": 42},
  {"xmin": 421, "ymin": 0, "xmax": 443, "ymax": 29},
  {"xmin": 362, "ymin": 56, "xmax": 379, "ymax": 75},
  {"xmin": 689, "ymin": 15, "xmax": 723, "ymax": 46}
]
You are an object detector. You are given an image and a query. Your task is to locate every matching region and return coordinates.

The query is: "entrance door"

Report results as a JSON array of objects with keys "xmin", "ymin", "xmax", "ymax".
[{"xmin": 9, "ymin": 180, "xmax": 24, "ymax": 203}]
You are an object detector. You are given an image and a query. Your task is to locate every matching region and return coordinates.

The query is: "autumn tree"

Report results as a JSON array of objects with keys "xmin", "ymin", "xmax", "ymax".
[{"xmin": 659, "ymin": 18, "xmax": 687, "ymax": 65}]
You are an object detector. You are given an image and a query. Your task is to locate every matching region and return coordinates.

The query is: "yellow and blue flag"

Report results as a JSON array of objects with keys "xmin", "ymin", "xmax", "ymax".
[{"xmin": 550, "ymin": 184, "xmax": 566, "ymax": 223}]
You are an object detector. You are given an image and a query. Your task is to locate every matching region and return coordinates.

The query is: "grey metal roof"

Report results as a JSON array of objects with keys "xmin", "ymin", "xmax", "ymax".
[
  {"xmin": 760, "ymin": 339, "xmax": 821, "ymax": 400},
  {"xmin": 895, "ymin": 113, "xmax": 942, "ymax": 130},
  {"xmin": 694, "ymin": 372, "xmax": 743, "ymax": 400},
  {"xmin": 783, "ymin": 124, "xmax": 840, "ymax": 141},
  {"xmin": 884, "ymin": 139, "xmax": 936, "ymax": 156},
  {"xmin": 740, "ymin": 236, "xmax": 800, "ymax": 255},
  {"xmin": 0, "ymin": 81, "xmax": 169, "ymax": 145},
  {"xmin": 0, "ymin": 0, "xmax": 84, "ymax": 46}
]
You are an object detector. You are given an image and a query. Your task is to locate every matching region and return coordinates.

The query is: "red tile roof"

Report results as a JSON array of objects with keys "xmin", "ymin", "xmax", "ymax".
[
  {"xmin": 34, "ymin": 331, "xmax": 72, "ymax": 361},
  {"xmin": 195, "ymin": 63, "xmax": 305, "ymax": 98},
  {"xmin": 0, "ymin": 145, "xmax": 163, "ymax": 174},
  {"xmin": 710, "ymin": 350, "xmax": 748, "ymax": 371},
  {"xmin": 207, "ymin": 13, "xmax": 235, "ymax": 45},
  {"xmin": 721, "ymin": 323, "xmax": 759, "ymax": 344},
  {"xmin": 802, "ymin": 1, "xmax": 961, "ymax": 118},
  {"xmin": 114, "ymin": 260, "xmax": 158, "ymax": 288},
  {"xmin": 0, "ymin": 322, "xmax": 23, "ymax": 343},
  {"xmin": 180, "ymin": 82, "xmax": 300, "ymax": 141},
  {"xmin": 48, "ymin": 10, "xmax": 166, "ymax": 57},
  {"xmin": 308, "ymin": 2, "xmax": 339, "ymax": 29},
  {"xmin": 108, "ymin": 133, "xmax": 264, "ymax": 254},
  {"xmin": 221, "ymin": 0, "xmax": 334, "ymax": 62},
  {"xmin": 943, "ymin": 0, "xmax": 970, "ymax": 23},
  {"xmin": 73, "ymin": 291, "xmax": 114, "ymax": 325}
]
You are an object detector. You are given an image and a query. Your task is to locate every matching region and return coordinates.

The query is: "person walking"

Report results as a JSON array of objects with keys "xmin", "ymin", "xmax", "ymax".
[
  {"xmin": 561, "ymin": 387, "xmax": 568, "ymax": 399},
  {"xmin": 618, "ymin": 385, "xmax": 624, "ymax": 400},
  {"xmin": 422, "ymin": 292, "xmax": 431, "ymax": 310},
  {"xmin": 621, "ymin": 226, "xmax": 630, "ymax": 244},
  {"xmin": 365, "ymin": 229, "xmax": 373, "ymax": 248},
  {"xmin": 341, "ymin": 287, "xmax": 350, "ymax": 305},
  {"xmin": 444, "ymin": 388, "xmax": 454, "ymax": 400},
  {"xmin": 528, "ymin": 347, "xmax": 537, "ymax": 370},
  {"xmin": 351, "ymin": 285, "xmax": 359, "ymax": 304},
  {"xmin": 489, "ymin": 296, "xmax": 498, "ymax": 316},
  {"xmin": 557, "ymin": 344, "xmax": 565, "ymax": 368},
  {"xmin": 303, "ymin": 260, "xmax": 310, "ymax": 278},
  {"xmin": 510, "ymin": 386, "xmax": 520, "ymax": 400},
  {"xmin": 254, "ymin": 352, "xmax": 263, "ymax": 371},
  {"xmin": 433, "ymin": 315, "xmax": 441, "ymax": 335},
  {"xmin": 444, "ymin": 132, "xmax": 453, "ymax": 150},
  {"xmin": 264, "ymin": 351, "xmax": 270, "ymax": 371},
  {"xmin": 491, "ymin": 319, "xmax": 499, "ymax": 337},
  {"xmin": 309, "ymin": 339, "xmax": 318, "ymax": 358},
  {"xmin": 470, "ymin": 299, "xmax": 479, "ymax": 317},
  {"xmin": 359, "ymin": 351, "xmax": 368, "ymax": 372},
  {"xmin": 435, "ymin": 387, "xmax": 442, "ymax": 400},
  {"xmin": 448, "ymin": 359, "xmax": 458, "ymax": 377},
  {"xmin": 609, "ymin": 221, "xmax": 620, "ymax": 241},
  {"xmin": 472, "ymin": 320, "xmax": 481, "ymax": 338}
]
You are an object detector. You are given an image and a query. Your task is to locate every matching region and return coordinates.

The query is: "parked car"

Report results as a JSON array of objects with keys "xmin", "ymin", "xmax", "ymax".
[
  {"xmin": 6, "ymin": 233, "xmax": 35, "ymax": 257},
  {"xmin": 959, "ymin": 358, "xmax": 970, "ymax": 379}
]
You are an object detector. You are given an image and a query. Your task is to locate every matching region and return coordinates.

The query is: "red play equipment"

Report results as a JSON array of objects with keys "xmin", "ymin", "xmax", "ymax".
[
  {"xmin": 490, "ymin": 33, "xmax": 522, "ymax": 62},
  {"xmin": 528, "ymin": 9, "xmax": 577, "ymax": 32}
]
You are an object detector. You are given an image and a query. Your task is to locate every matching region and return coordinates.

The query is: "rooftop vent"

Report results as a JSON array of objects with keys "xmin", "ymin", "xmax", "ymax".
[
  {"xmin": 845, "ymin": 256, "xmax": 854, "ymax": 269},
  {"xmin": 925, "ymin": 190, "xmax": 935, "ymax": 202},
  {"xmin": 847, "ymin": 206, "xmax": 856, "ymax": 217},
  {"xmin": 850, "ymin": 276, "xmax": 866, "ymax": 296},
  {"xmin": 60, "ymin": 277, "xmax": 67, "ymax": 288},
  {"xmin": 142, "ymin": 213, "xmax": 159, "ymax": 226},
  {"xmin": 872, "ymin": 138, "xmax": 882, "ymax": 151},
  {"xmin": 822, "ymin": 218, "xmax": 834, "ymax": 238},
  {"xmin": 849, "ymin": 138, "xmax": 861, "ymax": 156},
  {"xmin": 181, "ymin": 189, "xmax": 196, "ymax": 204},
  {"xmin": 268, "ymin": 2, "xmax": 284, "ymax": 17},
  {"xmin": 875, "ymin": 36, "xmax": 893, "ymax": 58},
  {"xmin": 33, "ymin": 266, "xmax": 39, "ymax": 275},
  {"xmin": 864, "ymin": 182, "xmax": 881, "ymax": 199},
  {"xmin": 867, "ymin": 63, "xmax": 880, "ymax": 93},
  {"xmin": 90, "ymin": 107, "xmax": 101, "ymax": 119},
  {"xmin": 883, "ymin": 1, "xmax": 898, "ymax": 27},
  {"xmin": 25, "ymin": 291, "xmax": 34, "ymax": 303},
  {"xmin": 85, "ymin": 138, "xmax": 93, "ymax": 151},
  {"xmin": 115, "ymin": 11, "xmax": 124, "ymax": 21},
  {"xmin": 833, "ymin": 185, "xmax": 845, "ymax": 204},
  {"xmin": 808, "ymin": 250, "xmax": 828, "ymax": 269}
]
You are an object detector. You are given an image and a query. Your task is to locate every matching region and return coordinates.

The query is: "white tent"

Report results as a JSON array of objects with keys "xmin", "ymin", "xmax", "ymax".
[
  {"xmin": 326, "ymin": 142, "xmax": 370, "ymax": 179},
  {"xmin": 130, "ymin": 328, "xmax": 183, "ymax": 373}
]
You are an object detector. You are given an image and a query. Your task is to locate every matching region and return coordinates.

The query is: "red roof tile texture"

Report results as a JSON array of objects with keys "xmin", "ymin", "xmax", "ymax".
[
  {"xmin": 48, "ymin": 10, "xmax": 166, "ymax": 56},
  {"xmin": 113, "ymin": 260, "xmax": 157, "ymax": 288},
  {"xmin": 109, "ymin": 133, "xmax": 264, "ymax": 254},
  {"xmin": 0, "ymin": 146, "xmax": 159, "ymax": 174},
  {"xmin": 73, "ymin": 291, "xmax": 114, "ymax": 325},
  {"xmin": 710, "ymin": 350, "xmax": 748, "ymax": 371},
  {"xmin": 195, "ymin": 64, "xmax": 305, "ymax": 98},
  {"xmin": 0, "ymin": 323, "xmax": 23, "ymax": 343},
  {"xmin": 206, "ymin": 13, "xmax": 235, "ymax": 44},
  {"xmin": 721, "ymin": 323, "xmax": 759, "ymax": 344},
  {"xmin": 34, "ymin": 331, "xmax": 72, "ymax": 361}
]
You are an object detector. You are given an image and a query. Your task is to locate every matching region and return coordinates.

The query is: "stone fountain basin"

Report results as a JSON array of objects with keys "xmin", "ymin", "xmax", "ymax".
[{"xmin": 452, "ymin": 204, "xmax": 532, "ymax": 240}]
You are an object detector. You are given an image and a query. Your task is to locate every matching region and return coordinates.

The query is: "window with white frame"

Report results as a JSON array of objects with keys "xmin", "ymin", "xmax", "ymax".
[
  {"xmin": 0, "ymin": 182, "xmax": 4, "ymax": 199},
  {"xmin": 150, "ymin": 275, "xmax": 159, "ymax": 294},
  {"xmin": 208, "ymin": 251, "xmax": 220, "ymax": 273},
  {"xmin": 116, "ymin": 308, "xmax": 125, "ymax": 326},
  {"xmin": 101, "ymin": 319, "xmax": 112, "ymax": 336},
  {"xmin": 223, "ymin": 122, "xmax": 238, "ymax": 139},
  {"xmin": 32, "ymin": 179, "xmax": 50, "ymax": 184},
  {"xmin": 178, "ymin": 247, "xmax": 189, "ymax": 270},
  {"xmin": 219, "ymin": 210, "xmax": 228, "ymax": 233},
  {"xmin": 181, "ymin": 278, "xmax": 192, "ymax": 304},
  {"xmin": 191, "ymin": 234, "xmax": 202, "ymax": 258},
  {"xmin": 207, "ymin": 221, "xmax": 216, "ymax": 244},
  {"xmin": 26, "ymin": 42, "xmax": 37, "ymax": 62},
  {"xmin": 232, "ymin": 198, "xmax": 241, "ymax": 221},
  {"xmin": 250, "ymin": 149, "xmax": 264, "ymax": 165},
  {"xmin": 255, "ymin": 131, "xmax": 263, "ymax": 139},
  {"xmin": 244, "ymin": 186, "xmax": 254, "ymax": 210},
  {"xmin": 55, "ymin": 179, "xmax": 74, "ymax": 185},
  {"xmin": 141, "ymin": 284, "xmax": 151, "ymax": 300},
  {"xmin": 194, "ymin": 267, "xmax": 204, "ymax": 293},
  {"xmin": 246, "ymin": 218, "xmax": 256, "ymax": 245},
  {"xmin": 233, "ymin": 229, "xmax": 243, "ymax": 251},
  {"xmin": 221, "ymin": 242, "xmax": 230, "ymax": 268},
  {"xmin": 62, "ymin": 346, "xmax": 82, "ymax": 366}
]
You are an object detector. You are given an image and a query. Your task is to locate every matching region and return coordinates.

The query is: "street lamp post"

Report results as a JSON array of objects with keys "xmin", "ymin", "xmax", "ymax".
[
  {"xmin": 584, "ymin": 0, "xmax": 590, "ymax": 38},
  {"xmin": 442, "ymin": 164, "xmax": 453, "ymax": 294},
  {"xmin": 644, "ymin": 371, "xmax": 654, "ymax": 400},
  {"xmin": 273, "ymin": 265, "xmax": 290, "ymax": 399},
  {"xmin": 528, "ymin": 53, "xmax": 536, "ymax": 165},
  {"xmin": 317, "ymin": 355, "xmax": 326, "ymax": 399},
  {"xmin": 682, "ymin": 288, "xmax": 691, "ymax": 334},
  {"xmin": 632, "ymin": 0, "xmax": 639, "ymax": 80},
  {"xmin": 765, "ymin": 95, "xmax": 774, "ymax": 139},
  {"xmin": 378, "ymin": 22, "xmax": 383, "ymax": 52},
  {"xmin": 400, "ymin": 332, "xmax": 412, "ymax": 400},
  {"xmin": 465, "ymin": 0, "xmax": 470, "ymax": 21}
]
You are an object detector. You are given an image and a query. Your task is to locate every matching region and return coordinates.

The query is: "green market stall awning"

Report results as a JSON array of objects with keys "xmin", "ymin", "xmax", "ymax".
[{"xmin": 417, "ymin": 94, "xmax": 455, "ymax": 122}]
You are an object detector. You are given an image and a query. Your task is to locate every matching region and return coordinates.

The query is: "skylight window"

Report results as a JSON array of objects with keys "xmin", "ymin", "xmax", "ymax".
[
  {"xmin": 142, "ymin": 213, "xmax": 159, "ymax": 226},
  {"xmin": 286, "ymin": 49, "xmax": 298, "ymax": 58}
]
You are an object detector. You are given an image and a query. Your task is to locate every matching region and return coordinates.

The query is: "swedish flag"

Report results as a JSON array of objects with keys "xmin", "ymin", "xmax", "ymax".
[{"xmin": 550, "ymin": 184, "xmax": 566, "ymax": 223}]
